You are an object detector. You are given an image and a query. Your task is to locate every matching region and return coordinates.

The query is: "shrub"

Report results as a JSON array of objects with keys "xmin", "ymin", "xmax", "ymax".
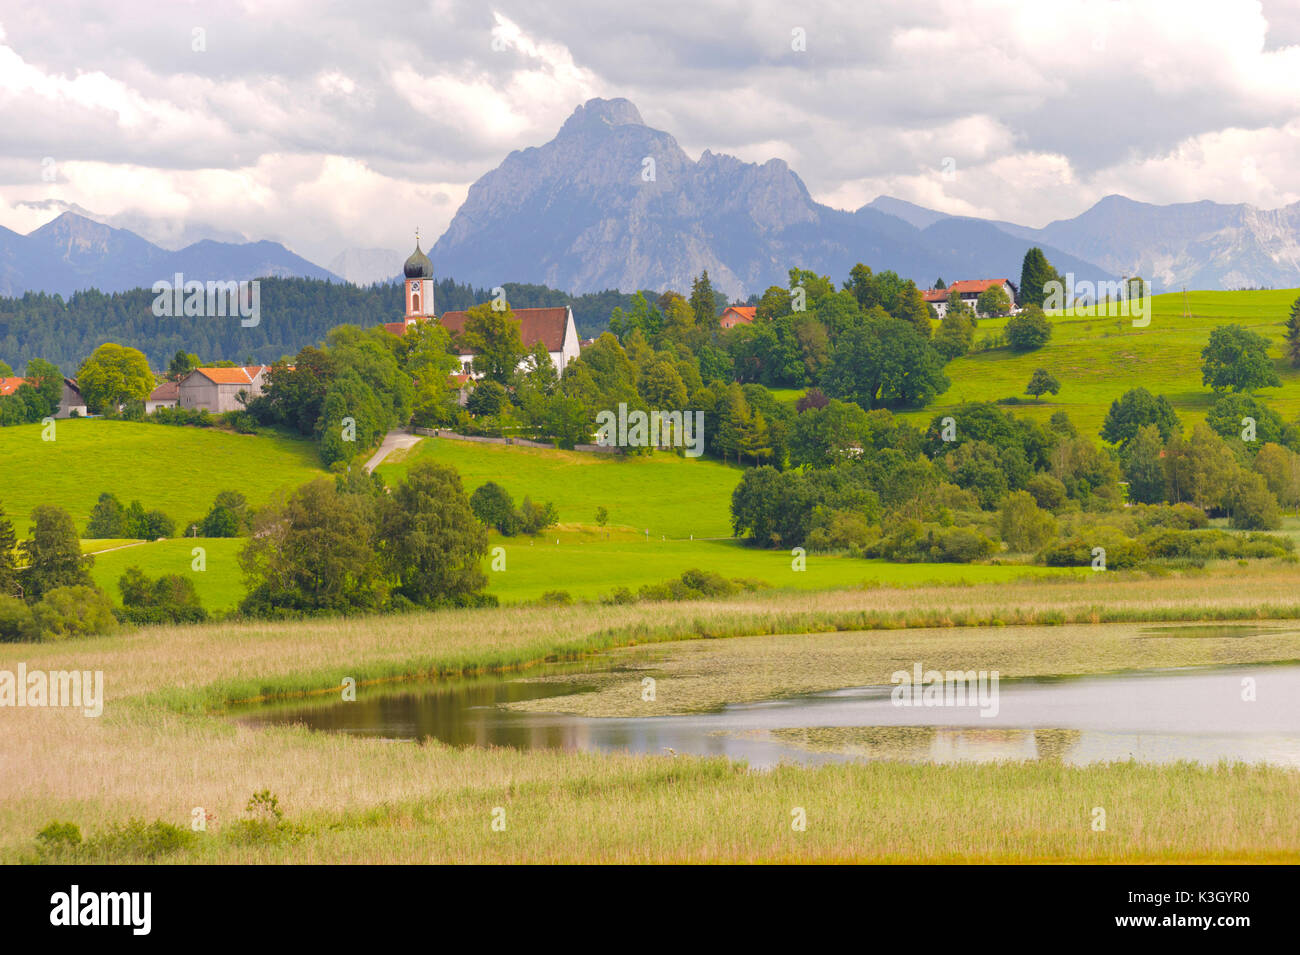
[
  {"xmin": 31, "ymin": 586, "xmax": 118, "ymax": 641},
  {"xmin": 0, "ymin": 595, "xmax": 37, "ymax": 642},
  {"xmin": 1004, "ymin": 306, "xmax": 1052, "ymax": 351}
]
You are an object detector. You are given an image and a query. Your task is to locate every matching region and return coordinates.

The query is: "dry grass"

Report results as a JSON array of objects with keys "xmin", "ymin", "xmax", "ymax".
[{"xmin": 3, "ymin": 563, "xmax": 1300, "ymax": 863}]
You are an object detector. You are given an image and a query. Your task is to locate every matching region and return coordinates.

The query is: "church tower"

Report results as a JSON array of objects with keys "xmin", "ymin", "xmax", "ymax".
[{"xmin": 402, "ymin": 235, "xmax": 436, "ymax": 327}]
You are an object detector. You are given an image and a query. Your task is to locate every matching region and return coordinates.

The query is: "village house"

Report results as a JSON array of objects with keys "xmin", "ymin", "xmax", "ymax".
[
  {"xmin": 382, "ymin": 240, "xmax": 581, "ymax": 378},
  {"xmin": 719, "ymin": 305, "xmax": 756, "ymax": 329},
  {"xmin": 146, "ymin": 380, "xmax": 180, "ymax": 413},
  {"xmin": 177, "ymin": 365, "xmax": 272, "ymax": 413},
  {"xmin": 922, "ymin": 279, "xmax": 1018, "ymax": 319},
  {"xmin": 0, "ymin": 375, "xmax": 87, "ymax": 417}
]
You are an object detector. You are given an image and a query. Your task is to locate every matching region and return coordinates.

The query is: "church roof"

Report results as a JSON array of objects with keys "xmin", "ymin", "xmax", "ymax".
[
  {"xmin": 403, "ymin": 240, "xmax": 434, "ymax": 279},
  {"xmin": 439, "ymin": 307, "xmax": 572, "ymax": 354}
]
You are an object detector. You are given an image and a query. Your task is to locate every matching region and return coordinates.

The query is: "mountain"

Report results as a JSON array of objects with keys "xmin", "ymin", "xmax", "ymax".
[
  {"xmin": 864, "ymin": 193, "xmax": 1300, "ymax": 293},
  {"xmin": 0, "ymin": 212, "xmax": 340, "ymax": 297},
  {"xmin": 431, "ymin": 98, "xmax": 1119, "ymax": 299},
  {"xmin": 327, "ymin": 248, "xmax": 402, "ymax": 286}
]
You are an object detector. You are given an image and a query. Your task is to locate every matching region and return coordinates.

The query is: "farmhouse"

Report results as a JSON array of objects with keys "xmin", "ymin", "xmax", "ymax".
[
  {"xmin": 177, "ymin": 365, "xmax": 272, "ymax": 413},
  {"xmin": 146, "ymin": 380, "xmax": 179, "ymax": 413},
  {"xmin": 0, "ymin": 375, "xmax": 87, "ymax": 417},
  {"xmin": 923, "ymin": 279, "xmax": 1018, "ymax": 319},
  {"xmin": 382, "ymin": 240, "xmax": 581, "ymax": 377},
  {"xmin": 719, "ymin": 305, "xmax": 756, "ymax": 329}
]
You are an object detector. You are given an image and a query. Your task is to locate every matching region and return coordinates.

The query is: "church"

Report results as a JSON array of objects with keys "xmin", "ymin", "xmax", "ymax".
[{"xmin": 383, "ymin": 239, "xmax": 581, "ymax": 377}]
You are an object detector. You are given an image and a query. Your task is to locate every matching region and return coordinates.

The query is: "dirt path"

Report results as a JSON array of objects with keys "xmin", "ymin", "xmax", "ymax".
[{"xmin": 364, "ymin": 430, "xmax": 425, "ymax": 472}]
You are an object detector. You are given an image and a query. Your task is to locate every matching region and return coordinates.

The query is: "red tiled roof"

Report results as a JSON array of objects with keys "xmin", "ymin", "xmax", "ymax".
[
  {"xmin": 0, "ymin": 376, "xmax": 27, "ymax": 396},
  {"xmin": 383, "ymin": 321, "xmax": 410, "ymax": 336},
  {"xmin": 945, "ymin": 279, "xmax": 1012, "ymax": 295},
  {"xmin": 148, "ymin": 381, "xmax": 180, "ymax": 401},
  {"xmin": 439, "ymin": 307, "xmax": 571, "ymax": 354},
  {"xmin": 722, "ymin": 306, "xmax": 756, "ymax": 320},
  {"xmin": 192, "ymin": 365, "xmax": 271, "ymax": 385},
  {"xmin": 921, "ymin": 289, "xmax": 950, "ymax": 302}
]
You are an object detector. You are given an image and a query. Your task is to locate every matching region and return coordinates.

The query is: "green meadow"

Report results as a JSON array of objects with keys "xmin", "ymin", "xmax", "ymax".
[
  {"xmin": 86, "ymin": 538, "xmax": 247, "ymax": 612},
  {"xmin": 902, "ymin": 288, "xmax": 1300, "ymax": 438},
  {"xmin": 378, "ymin": 437, "xmax": 742, "ymax": 538},
  {"xmin": 479, "ymin": 528, "xmax": 1074, "ymax": 603},
  {"xmin": 0, "ymin": 418, "xmax": 324, "ymax": 533}
]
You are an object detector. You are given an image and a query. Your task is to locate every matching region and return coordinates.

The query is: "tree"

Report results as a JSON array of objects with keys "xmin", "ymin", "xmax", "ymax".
[
  {"xmin": 1019, "ymin": 247, "xmax": 1060, "ymax": 308},
  {"xmin": 932, "ymin": 309, "xmax": 974, "ymax": 361},
  {"xmin": 25, "ymin": 358, "xmax": 65, "ymax": 414},
  {"xmin": 824, "ymin": 310, "xmax": 949, "ymax": 410},
  {"xmin": 934, "ymin": 277, "xmax": 946, "ymax": 290},
  {"xmin": 1286, "ymin": 295, "xmax": 1300, "ymax": 368},
  {"xmin": 1200, "ymin": 324, "xmax": 1281, "ymax": 393},
  {"xmin": 1224, "ymin": 470, "xmax": 1281, "ymax": 530},
  {"xmin": 239, "ymin": 479, "xmax": 383, "ymax": 615},
  {"xmin": 845, "ymin": 264, "xmax": 880, "ymax": 310},
  {"xmin": 84, "ymin": 492, "xmax": 127, "ymax": 538},
  {"xmin": 1004, "ymin": 306, "xmax": 1052, "ymax": 351},
  {"xmin": 470, "ymin": 482, "xmax": 521, "ymax": 535},
  {"xmin": 893, "ymin": 281, "xmax": 933, "ymax": 339},
  {"xmin": 20, "ymin": 505, "xmax": 92, "ymax": 600},
  {"xmin": 76, "ymin": 343, "xmax": 154, "ymax": 413},
  {"xmin": 378, "ymin": 461, "xmax": 488, "ymax": 606},
  {"xmin": 976, "ymin": 284, "xmax": 1012, "ymax": 317},
  {"xmin": 167, "ymin": 351, "xmax": 200, "ymax": 380},
  {"xmin": 999, "ymin": 490, "xmax": 1057, "ymax": 552},
  {"xmin": 0, "ymin": 503, "xmax": 18, "ymax": 598},
  {"xmin": 1162, "ymin": 424, "xmax": 1239, "ymax": 511},
  {"xmin": 1025, "ymin": 368, "xmax": 1060, "ymax": 399},
  {"xmin": 460, "ymin": 303, "xmax": 525, "ymax": 386},
  {"xmin": 689, "ymin": 271, "xmax": 718, "ymax": 330},
  {"xmin": 1205, "ymin": 393, "xmax": 1285, "ymax": 449},
  {"xmin": 1254, "ymin": 443, "xmax": 1300, "ymax": 511},
  {"xmin": 1124, "ymin": 424, "xmax": 1166, "ymax": 504},
  {"xmin": 1100, "ymin": 388, "xmax": 1180, "ymax": 450}
]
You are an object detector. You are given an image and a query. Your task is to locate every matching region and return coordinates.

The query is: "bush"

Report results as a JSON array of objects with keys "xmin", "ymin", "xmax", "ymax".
[
  {"xmin": 0, "ymin": 595, "xmax": 37, "ymax": 642},
  {"xmin": 31, "ymin": 586, "xmax": 118, "ymax": 641},
  {"xmin": 537, "ymin": 590, "xmax": 573, "ymax": 606},
  {"xmin": 151, "ymin": 406, "xmax": 214, "ymax": 427},
  {"xmin": 1004, "ymin": 307, "xmax": 1052, "ymax": 351}
]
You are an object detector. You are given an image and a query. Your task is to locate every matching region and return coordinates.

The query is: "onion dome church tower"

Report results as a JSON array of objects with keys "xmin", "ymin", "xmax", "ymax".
[{"xmin": 402, "ymin": 234, "xmax": 436, "ymax": 328}]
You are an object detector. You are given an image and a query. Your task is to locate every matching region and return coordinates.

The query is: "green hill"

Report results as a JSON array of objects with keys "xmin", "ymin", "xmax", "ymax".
[
  {"xmin": 902, "ymin": 288, "xmax": 1300, "ymax": 438},
  {"xmin": 378, "ymin": 438, "xmax": 744, "ymax": 539},
  {"xmin": 0, "ymin": 418, "xmax": 324, "ymax": 533}
]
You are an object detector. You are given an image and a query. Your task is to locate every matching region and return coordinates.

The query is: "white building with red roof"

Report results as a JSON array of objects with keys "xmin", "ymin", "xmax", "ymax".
[{"xmin": 922, "ymin": 279, "xmax": 1017, "ymax": 318}]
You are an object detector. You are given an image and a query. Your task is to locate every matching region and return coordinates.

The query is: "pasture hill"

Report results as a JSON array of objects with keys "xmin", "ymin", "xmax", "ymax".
[{"xmin": 906, "ymin": 288, "xmax": 1300, "ymax": 438}]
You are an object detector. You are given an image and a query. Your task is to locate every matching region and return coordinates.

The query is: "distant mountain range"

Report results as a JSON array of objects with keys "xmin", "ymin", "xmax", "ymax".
[
  {"xmin": 429, "ymin": 98, "xmax": 1119, "ymax": 299},
  {"xmin": 0, "ymin": 212, "xmax": 339, "ymax": 298},
  {"xmin": 4, "ymin": 97, "xmax": 1300, "ymax": 301}
]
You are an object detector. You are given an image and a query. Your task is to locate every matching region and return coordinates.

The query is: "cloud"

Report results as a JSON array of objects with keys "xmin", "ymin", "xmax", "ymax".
[{"xmin": 0, "ymin": 0, "xmax": 1296, "ymax": 266}]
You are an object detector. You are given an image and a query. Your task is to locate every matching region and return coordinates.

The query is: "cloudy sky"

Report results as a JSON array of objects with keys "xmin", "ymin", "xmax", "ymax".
[{"xmin": 1, "ymin": 0, "xmax": 1298, "ymax": 267}]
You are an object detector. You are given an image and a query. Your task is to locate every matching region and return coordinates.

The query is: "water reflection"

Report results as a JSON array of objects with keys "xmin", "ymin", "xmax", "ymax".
[{"xmin": 239, "ymin": 664, "xmax": 1300, "ymax": 770}]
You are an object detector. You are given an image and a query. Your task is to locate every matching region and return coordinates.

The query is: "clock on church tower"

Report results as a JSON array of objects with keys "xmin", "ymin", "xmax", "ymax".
[{"xmin": 402, "ymin": 235, "xmax": 436, "ymax": 326}]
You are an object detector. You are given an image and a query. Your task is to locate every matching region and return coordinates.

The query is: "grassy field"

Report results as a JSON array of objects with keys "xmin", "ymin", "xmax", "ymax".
[
  {"xmin": 482, "ymin": 528, "xmax": 1074, "ymax": 602},
  {"xmin": 377, "ymin": 438, "xmax": 742, "ymax": 538},
  {"xmin": 0, "ymin": 418, "xmax": 324, "ymax": 534},
  {"xmin": 86, "ymin": 538, "xmax": 247, "ymax": 612},
  {"xmin": 3, "ymin": 564, "xmax": 1299, "ymax": 864},
  {"xmin": 901, "ymin": 288, "xmax": 1300, "ymax": 438}
]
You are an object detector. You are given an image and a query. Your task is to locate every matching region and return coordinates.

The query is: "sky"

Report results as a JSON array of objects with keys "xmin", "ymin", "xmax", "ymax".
[{"xmin": 1, "ymin": 0, "xmax": 1298, "ymax": 268}]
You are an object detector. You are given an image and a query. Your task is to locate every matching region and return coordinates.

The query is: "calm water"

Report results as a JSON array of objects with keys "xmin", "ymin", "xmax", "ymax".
[{"xmin": 239, "ymin": 651, "xmax": 1300, "ymax": 770}]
